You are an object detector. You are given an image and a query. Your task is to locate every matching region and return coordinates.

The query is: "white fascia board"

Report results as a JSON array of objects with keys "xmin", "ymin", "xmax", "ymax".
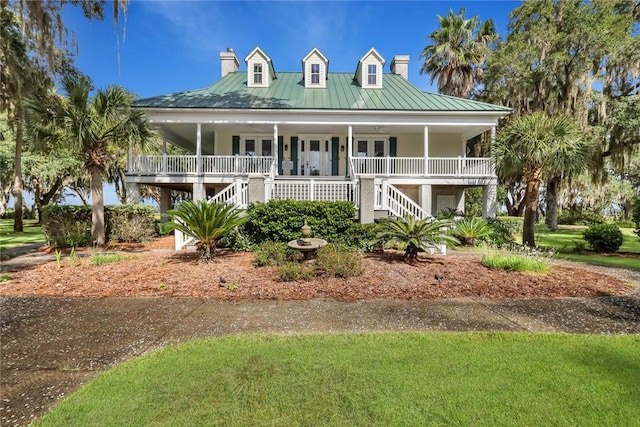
[{"xmin": 141, "ymin": 107, "xmax": 509, "ymax": 121}]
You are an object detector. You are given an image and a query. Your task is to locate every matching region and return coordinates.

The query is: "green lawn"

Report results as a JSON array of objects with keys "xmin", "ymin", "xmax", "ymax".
[
  {"xmin": 34, "ymin": 332, "xmax": 640, "ymax": 427},
  {"xmin": 535, "ymin": 225, "xmax": 640, "ymax": 270},
  {"xmin": 0, "ymin": 218, "xmax": 45, "ymax": 252}
]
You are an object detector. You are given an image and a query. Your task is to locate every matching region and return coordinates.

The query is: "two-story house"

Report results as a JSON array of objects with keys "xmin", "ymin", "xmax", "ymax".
[{"xmin": 127, "ymin": 47, "xmax": 510, "ymax": 249}]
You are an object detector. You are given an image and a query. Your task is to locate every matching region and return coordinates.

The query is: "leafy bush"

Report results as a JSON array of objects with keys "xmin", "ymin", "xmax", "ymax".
[
  {"xmin": 277, "ymin": 262, "xmax": 314, "ymax": 282},
  {"xmin": 254, "ymin": 242, "xmax": 290, "ymax": 266},
  {"xmin": 481, "ymin": 253, "xmax": 550, "ymax": 273},
  {"xmin": 244, "ymin": 200, "xmax": 356, "ymax": 244},
  {"xmin": 219, "ymin": 226, "xmax": 256, "ymax": 252},
  {"xmin": 41, "ymin": 205, "xmax": 158, "ymax": 247},
  {"xmin": 494, "ymin": 216, "xmax": 524, "ymax": 236},
  {"xmin": 106, "ymin": 205, "xmax": 157, "ymax": 243},
  {"xmin": 164, "ymin": 201, "xmax": 246, "ymax": 261},
  {"xmin": 582, "ymin": 223, "xmax": 624, "ymax": 253},
  {"xmin": 339, "ymin": 223, "xmax": 380, "ymax": 252},
  {"xmin": 315, "ymin": 244, "xmax": 363, "ymax": 278},
  {"xmin": 41, "ymin": 205, "xmax": 92, "ymax": 247},
  {"xmin": 633, "ymin": 196, "xmax": 640, "ymax": 242},
  {"xmin": 453, "ymin": 217, "xmax": 492, "ymax": 246},
  {"xmin": 376, "ymin": 216, "xmax": 456, "ymax": 259},
  {"xmin": 558, "ymin": 208, "xmax": 605, "ymax": 226},
  {"xmin": 485, "ymin": 218, "xmax": 516, "ymax": 248}
]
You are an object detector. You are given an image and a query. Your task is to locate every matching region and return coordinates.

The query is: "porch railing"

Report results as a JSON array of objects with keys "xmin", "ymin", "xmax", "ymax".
[
  {"xmin": 350, "ymin": 157, "xmax": 494, "ymax": 177},
  {"xmin": 128, "ymin": 155, "xmax": 275, "ymax": 176},
  {"xmin": 267, "ymin": 179, "xmax": 360, "ymax": 206}
]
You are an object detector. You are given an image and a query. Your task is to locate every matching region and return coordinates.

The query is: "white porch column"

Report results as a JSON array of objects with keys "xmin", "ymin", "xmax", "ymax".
[
  {"xmin": 212, "ymin": 129, "xmax": 217, "ymax": 155},
  {"xmin": 162, "ymin": 139, "xmax": 167, "ymax": 174},
  {"xmin": 419, "ymin": 184, "xmax": 432, "ymax": 217},
  {"xmin": 196, "ymin": 123, "xmax": 202, "ymax": 175},
  {"xmin": 347, "ymin": 125, "xmax": 353, "ymax": 178},
  {"xmin": 423, "ymin": 126, "xmax": 429, "ymax": 176},
  {"xmin": 482, "ymin": 184, "xmax": 497, "ymax": 218},
  {"xmin": 273, "ymin": 124, "xmax": 279, "ymax": 176},
  {"xmin": 490, "ymin": 125, "xmax": 497, "ymax": 175}
]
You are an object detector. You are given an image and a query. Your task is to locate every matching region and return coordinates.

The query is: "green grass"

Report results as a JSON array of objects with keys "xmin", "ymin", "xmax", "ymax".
[
  {"xmin": 481, "ymin": 253, "xmax": 550, "ymax": 273},
  {"xmin": 535, "ymin": 225, "xmax": 640, "ymax": 270},
  {"xmin": 90, "ymin": 253, "xmax": 139, "ymax": 266},
  {"xmin": 34, "ymin": 333, "xmax": 640, "ymax": 426},
  {"xmin": 0, "ymin": 218, "xmax": 45, "ymax": 252},
  {"xmin": 537, "ymin": 225, "xmax": 640, "ymax": 254}
]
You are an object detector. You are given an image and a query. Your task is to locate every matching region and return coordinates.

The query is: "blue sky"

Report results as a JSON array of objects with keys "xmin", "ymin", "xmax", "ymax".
[
  {"xmin": 62, "ymin": 0, "xmax": 520, "ymax": 98},
  {"xmin": 54, "ymin": 0, "xmax": 521, "ymax": 205}
]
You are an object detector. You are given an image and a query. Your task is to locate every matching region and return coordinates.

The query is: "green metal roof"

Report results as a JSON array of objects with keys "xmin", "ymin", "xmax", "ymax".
[{"xmin": 133, "ymin": 72, "xmax": 510, "ymax": 112}]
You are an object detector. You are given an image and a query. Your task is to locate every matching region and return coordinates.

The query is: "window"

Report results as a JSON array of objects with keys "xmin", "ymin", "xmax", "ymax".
[
  {"xmin": 253, "ymin": 63, "xmax": 263, "ymax": 85},
  {"xmin": 367, "ymin": 64, "xmax": 377, "ymax": 85},
  {"xmin": 354, "ymin": 136, "xmax": 389, "ymax": 157},
  {"xmin": 311, "ymin": 63, "xmax": 320, "ymax": 84},
  {"xmin": 240, "ymin": 135, "xmax": 272, "ymax": 156}
]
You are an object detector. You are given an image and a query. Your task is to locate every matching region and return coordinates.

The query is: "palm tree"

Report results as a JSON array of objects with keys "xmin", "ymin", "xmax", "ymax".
[
  {"xmin": 419, "ymin": 8, "xmax": 497, "ymax": 98},
  {"xmin": 164, "ymin": 201, "xmax": 247, "ymax": 261},
  {"xmin": 1, "ymin": 0, "xmax": 129, "ymax": 232},
  {"xmin": 376, "ymin": 216, "xmax": 456, "ymax": 260},
  {"xmin": 24, "ymin": 75, "xmax": 154, "ymax": 245},
  {"xmin": 495, "ymin": 112, "xmax": 587, "ymax": 247}
]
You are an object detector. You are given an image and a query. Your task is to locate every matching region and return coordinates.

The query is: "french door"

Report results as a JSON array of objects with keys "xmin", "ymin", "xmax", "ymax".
[{"xmin": 299, "ymin": 136, "xmax": 331, "ymax": 176}]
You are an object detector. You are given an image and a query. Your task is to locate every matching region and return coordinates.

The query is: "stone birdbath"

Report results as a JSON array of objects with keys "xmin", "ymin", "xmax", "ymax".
[{"xmin": 287, "ymin": 221, "xmax": 327, "ymax": 260}]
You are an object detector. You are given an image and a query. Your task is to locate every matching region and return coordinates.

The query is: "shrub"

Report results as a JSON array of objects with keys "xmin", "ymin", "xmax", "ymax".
[
  {"xmin": 558, "ymin": 208, "xmax": 606, "ymax": 226},
  {"xmin": 494, "ymin": 216, "xmax": 524, "ymax": 236},
  {"xmin": 164, "ymin": 201, "xmax": 246, "ymax": 261},
  {"xmin": 315, "ymin": 244, "xmax": 364, "ymax": 278},
  {"xmin": 41, "ymin": 205, "xmax": 158, "ymax": 247},
  {"xmin": 485, "ymin": 218, "xmax": 516, "ymax": 248},
  {"xmin": 339, "ymin": 223, "xmax": 380, "ymax": 252},
  {"xmin": 481, "ymin": 254, "xmax": 550, "ymax": 273},
  {"xmin": 583, "ymin": 223, "xmax": 624, "ymax": 253},
  {"xmin": 453, "ymin": 217, "xmax": 492, "ymax": 246},
  {"xmin": 106, "ymin": 205, "xmax": 157, "ymax": 243},
  {"xmin": 277, "ymin": 262, "xmax": 314, "ymax": 282},
  {"xmin": 254, "ymin": 242, "xmax": 290, "ymax": 266},
  {"xmin": 245, "ymin": 200, "xmax": 356, "ymax": 244},
  {"xmin": 633, "ymin": 196, "xmax": 640, "ymax": 242},
  {"xmin": 376, "ymin": 216, "xmax": 456, "ymax": 260},
  {"xmin": 219, "ymin": 226, "xmax": 256, "ymax": 252},
  {"xmin": 41, "ymin": 205, "xmax": 93, "ymax": 247}
]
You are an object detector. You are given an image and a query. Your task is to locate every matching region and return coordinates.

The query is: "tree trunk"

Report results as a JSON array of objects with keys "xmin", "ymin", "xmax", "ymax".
[
  {"xmin": 13, "ymin": 108, "xmax": 24, "ymax": 232},
  {"xmin": 90, "ymin": 167, "xmax": 106, "ymax": 246},
  {"xmin": 545, "ymin": 177, "xmax": 559, "ymax": 231},
  {"xmin": 523, "ymin": 168, "xmax": 542, "ymax": 248}
]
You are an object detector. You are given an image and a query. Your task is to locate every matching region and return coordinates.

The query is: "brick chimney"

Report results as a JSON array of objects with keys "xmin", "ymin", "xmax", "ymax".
[
  {"xmin": 390, "ymin": 55, "xmax": 409, "ymax": 80},
  {"xmin": 220, "ymin": 48, "xmax": 239, "ymax": 78}
]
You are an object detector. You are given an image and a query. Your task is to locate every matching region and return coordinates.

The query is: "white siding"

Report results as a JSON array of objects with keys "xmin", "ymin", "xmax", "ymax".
[{"xmin": 304, "ymin": 52, "xmax": 326, "ymax": 88}]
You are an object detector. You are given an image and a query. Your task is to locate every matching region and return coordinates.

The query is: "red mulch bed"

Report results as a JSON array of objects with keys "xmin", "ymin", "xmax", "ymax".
[{"xmin": 0, "ymin": 237, "xmax": 634, "ymax": 301}]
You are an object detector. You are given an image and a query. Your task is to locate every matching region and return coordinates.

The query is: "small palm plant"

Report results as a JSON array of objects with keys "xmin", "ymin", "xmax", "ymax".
[
  {"xmin": 165, "ymin": 200, "xmax": 247, "ymax": 261},
  {"xmin": 453, "ymin": 217, "xmax": 492, "ymax": 246},
  {"xmin": 376, "ymin": 216, "xmax": 457, "ymax": 260}
]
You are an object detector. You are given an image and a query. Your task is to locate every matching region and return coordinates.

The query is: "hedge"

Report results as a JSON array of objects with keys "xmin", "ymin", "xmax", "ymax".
[{"xmin": 41, "ymin": 204, "xmax": 157, "ymax": 247}]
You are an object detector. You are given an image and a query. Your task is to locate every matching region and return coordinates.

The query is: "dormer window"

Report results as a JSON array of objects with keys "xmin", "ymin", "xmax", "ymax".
[
  {"xmin": 311, "ymin": 64, "xmax": 320, "ymax": 84},
  {"xmin": 302, "ymin": 48, "xmax": 329, "ymax": 89},
  {"xmin": 244, "ymin": 47, "xmax": 276, "ymax": 88},
  {"xmin": 355, "ymin": 48, "xmax": 385, "ymax": 89},
  {"xmin": 253, "ymin": 63, "xmax": 263, "ymax": 85},
  {"xmin": 367, "ymin": 64, "xmax": 377, "ymax": 85}
]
